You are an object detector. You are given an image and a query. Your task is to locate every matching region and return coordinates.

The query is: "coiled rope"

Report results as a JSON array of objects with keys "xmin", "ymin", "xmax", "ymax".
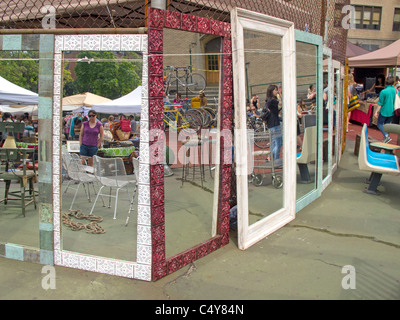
[{"xmin": 62, "ymin": 209, "xmax": 105, "ymax": 234}]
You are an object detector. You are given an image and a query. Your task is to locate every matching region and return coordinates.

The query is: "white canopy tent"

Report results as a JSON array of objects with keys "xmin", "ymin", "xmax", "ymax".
[
  {"xmin": 0, "ymin": 76, "xmax": 39, "ymax": 105},
  {"xmin": 0, "ymin": 105, "xmax": 38, "ymax": 115},
  {"xmin": 91, "ymin": 86, "xmax": 142, "ymax": 114},
  {"xmin": 62, "ymin": 92, "xmax": 112, "ymax": 111}
]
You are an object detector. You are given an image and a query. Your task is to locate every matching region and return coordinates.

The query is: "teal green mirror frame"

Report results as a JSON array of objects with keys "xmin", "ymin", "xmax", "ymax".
[
  {"xmin": 294, "ymin": 30, "xmax": 323, "ymax": 213},
  {"xmin": 0, "ymin": 34, "xmax": 54, "ymax": 266}
]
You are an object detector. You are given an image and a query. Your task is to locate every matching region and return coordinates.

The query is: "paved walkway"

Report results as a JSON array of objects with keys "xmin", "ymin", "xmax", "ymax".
[{"xmin": 1, "ymin": 123, "xmax": 399, "ymax": 300}]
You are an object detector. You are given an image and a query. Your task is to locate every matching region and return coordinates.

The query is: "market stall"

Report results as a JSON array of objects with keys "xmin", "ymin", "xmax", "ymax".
[
  {"xmin": 91, "ymin": 86, "xmax": 142, "ymax": 114},
  {"xmin": 0, "ymin": 76, "xmax": 38, "ymax": 105},
  {"xmin": 348, "ymin": 39, "xmax": 400, "ymax": 126}
]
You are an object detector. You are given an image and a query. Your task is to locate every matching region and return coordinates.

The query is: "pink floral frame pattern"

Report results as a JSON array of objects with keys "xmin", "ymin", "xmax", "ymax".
[{"xmin": 148, "ymin": 8, "xmax": 232, "ymax": 281}]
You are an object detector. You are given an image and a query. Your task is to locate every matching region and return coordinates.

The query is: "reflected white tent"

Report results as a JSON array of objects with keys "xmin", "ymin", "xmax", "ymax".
[
  {"xmin": 62, "ymin": 92, "xmax": 111, "ymax": 111},
  {"xmin": 92, "ymin": 86, "xmax": 142, "ymax": 114},
  {"xmin": 0, "ymin": 76, "xmax": 38, "ymax": 105},
  {"xmin": 0, "ymin": 105, "xmax": 38, "ymax": 115}
]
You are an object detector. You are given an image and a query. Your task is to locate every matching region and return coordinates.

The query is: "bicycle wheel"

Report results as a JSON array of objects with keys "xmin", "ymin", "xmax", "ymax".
[
  {"xmin": 186, "ymin": 109, "xmax": 205, "ymax": 128},
  {"xmin": 198, "ymin": 108, "xmax": 212, "ymax": 128},
  {"xmin": 205, "ymin": 107, "xmax": 218, "ymax": 127},
  {"xmin": 254, "ymin": 126, "xmax": 270, "ymax": 149},
  {"xmin": 202, "ymin": 107, "xmax": 215, "ymax": 128},
  {"xmin": 163, "ymin": 112, "xmax": 176, "ymax": 132},
  {"xmin": 184, "ymin": 111, "xmax": 202, "ymax": 133},
  {"xmin": 187, "ymin": 73, "xmax": 206, "ymax": 93}
]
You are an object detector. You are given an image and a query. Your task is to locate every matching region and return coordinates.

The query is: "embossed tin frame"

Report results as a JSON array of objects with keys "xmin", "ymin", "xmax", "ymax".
[
  {"xmin": 52, "ymin": 34, "xmax": 152, "ymax": 281},
  {"xmin": 147, "ymin": 8, "xmax": 233, "ymax": 281}
]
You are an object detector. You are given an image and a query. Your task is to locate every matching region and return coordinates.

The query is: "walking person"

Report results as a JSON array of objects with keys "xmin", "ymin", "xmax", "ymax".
[{"xmin": 374, "ymin": 76, "xmax": 398, "ymax": 143}]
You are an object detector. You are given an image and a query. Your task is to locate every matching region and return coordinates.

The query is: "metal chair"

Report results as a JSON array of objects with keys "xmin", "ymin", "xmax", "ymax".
[
  {"xmin": 90, "ymin": 155, "xmax": 137, "ymax": 220},
  {"xmin": 62, "ymin": 152, "xmax": 100, "ymax": 211}
]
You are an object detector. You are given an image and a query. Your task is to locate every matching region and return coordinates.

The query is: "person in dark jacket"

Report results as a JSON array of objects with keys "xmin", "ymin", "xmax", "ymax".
[{"xmin": 263, "ymin": 85, "xmax": 282, "ymax": 160}]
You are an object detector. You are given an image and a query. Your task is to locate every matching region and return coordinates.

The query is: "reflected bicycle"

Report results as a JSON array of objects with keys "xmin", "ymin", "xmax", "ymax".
[{"xmin": 164, "ymin": 65, "xmax": 206, "ymax": 95}]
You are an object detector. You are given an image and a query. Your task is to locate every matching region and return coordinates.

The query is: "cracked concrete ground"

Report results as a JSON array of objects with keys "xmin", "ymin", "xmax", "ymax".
[{"xmin": 0, "ymin": 139, "xmax": 399, "ymax": 300}]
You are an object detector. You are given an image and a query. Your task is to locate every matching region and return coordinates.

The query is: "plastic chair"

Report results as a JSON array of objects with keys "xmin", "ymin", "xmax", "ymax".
[
  {"xmin": 358, "ymin": 124, "xmax": 400, "ymax": 194},
  {"xmin": 297, "ymin": 125, "xmax": 317, "ymax": 183},
  {"xmin": 90, "ymin": 155, "xmax": 137, "ymax": 219}
]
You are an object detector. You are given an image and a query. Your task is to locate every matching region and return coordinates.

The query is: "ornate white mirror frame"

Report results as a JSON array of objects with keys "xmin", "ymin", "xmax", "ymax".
[
  {"xmin": 231, "ymin": 8, "xmax": 297, "ymax": 250},
  {"xmin": 332, "ymin": 59, "xmax": 344, "ymax": 174},
  {"xmin": 322, "ymin": 46, "xmax": 334, "ymax": 190},
  {"xmin": 52, "ymin": 34, "xmax": 151, "ymax": 281}
]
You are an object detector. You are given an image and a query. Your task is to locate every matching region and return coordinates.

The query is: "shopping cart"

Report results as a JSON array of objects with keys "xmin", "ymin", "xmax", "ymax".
[{"xmin": 247, "ymin": 129, "xmax": 283, "ymax": 189}]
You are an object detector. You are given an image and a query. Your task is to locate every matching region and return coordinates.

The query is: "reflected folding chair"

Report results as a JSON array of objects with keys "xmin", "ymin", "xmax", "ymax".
[
  {"xmin": 90, "ymin": 155, "xmax": 137, "ymax": 220},
  {"xmin": 62, "ymin": 145, "xmax": 100, "ymax": 207},
  {"xmin": 63, "ymin": 155, "xmax": 101, "ymax": 211}
]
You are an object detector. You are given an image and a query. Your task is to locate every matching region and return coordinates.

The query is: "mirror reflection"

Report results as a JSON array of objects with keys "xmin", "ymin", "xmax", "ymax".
[
  {"xmin": 322, "ymin": 54, "xmax": 330, "ymax": 181},
  {"xmin": 60, "ymin": 50, "xmax": 143, "ymax": 262},
  {"xmin": 244, "ymin": 30, "xmax": 284, "ymax": 225},
  {"xmin": 163, "ymin": 28, "xmax": 220, "ymax": 258},
  {"xmin": 333, "ymin": 65, "xmax": 341, "ymax": 168},
  {"xmin": 295, "ymin": 41, "xmax": 318, "ymax": 199},
  {"xmin": 0, "ymin": 50, "xmax": 39, "ymax": 249}
]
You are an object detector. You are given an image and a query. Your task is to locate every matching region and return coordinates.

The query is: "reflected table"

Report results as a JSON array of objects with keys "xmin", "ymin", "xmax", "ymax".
[{"xmin": 369, "ymin": 142, "xmax": 400, "ymax": 155}]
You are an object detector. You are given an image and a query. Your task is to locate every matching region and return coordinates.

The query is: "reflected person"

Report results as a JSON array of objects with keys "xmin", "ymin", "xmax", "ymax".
[
  {"xmin": 79, "ymin": 110, "xmax": 104, "ymax": 166},
  {"xmin": 264, "ymin": 85, "xmax": 282, "ymax": 161}
]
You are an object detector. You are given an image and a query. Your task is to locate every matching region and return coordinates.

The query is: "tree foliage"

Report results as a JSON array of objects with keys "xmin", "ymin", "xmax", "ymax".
[
  {"xmin": 0, "ymin": 51, "xmax": 39, "ymax": 93},
  {"xmin": 0, "ymin": 50, "xmax": 143, "ymax": 100},
  {"xmin": 72, "ymin": 51, "xmax": 142, "ymax": 99}
]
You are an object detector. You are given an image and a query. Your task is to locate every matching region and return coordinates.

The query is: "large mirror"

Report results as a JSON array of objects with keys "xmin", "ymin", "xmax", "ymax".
[
  {"xmin": 295, "ymin": 40, "xmax": 319, "ymax": 199},
  {"xmin": 147, "ymin": 8, "xmax": 232, "ymax": 280},
  {"xmin": 0, "ymin": 38, "xmax": 40, "ymax": 259},
  {"xmin": 332, "ymin": 60, "xmax": 344, "ymax": 172},
  {"xmin": 294, "ymin": 30, "xmax": 323, "ymax": 212},
  {"xmin": 322, "ymin": 48, "xmax": 333, "ymax": 188},
  {"xmin": 231, "ymin": 8, "xmax": 297, "ymax": 250},
  {"xmin": 53, "ymin": 34, "xmax": 151, "ymax": 280},
  {"xmin": 162, "ymin": 28, "xmax": 221, "ymax": 258}
]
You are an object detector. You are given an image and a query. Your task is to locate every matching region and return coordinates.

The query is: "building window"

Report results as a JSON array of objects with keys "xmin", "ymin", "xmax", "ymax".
[
  {"xmin": 354, "ymin": 5, "xmax": 381, "ymax": 30},
  {"xmin": 394, "ymin": 8, "xmax": 400, "ymax": 31}
]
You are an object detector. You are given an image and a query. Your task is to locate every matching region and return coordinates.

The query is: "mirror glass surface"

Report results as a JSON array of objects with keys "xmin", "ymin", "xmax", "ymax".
[
  {"xmin": 295, "ymin": 41, "xmax": 318, "ymax": 199},
  {"xmin": 162, "ymin": 28, "xmax": 220, "ymax": 258},
  {"xmin": 322, "ymin": 54, "xmax": 330, "ymax": 181},
  {"xmin": 0, "ymin": 50, "xmax": 39, "ymax": 249},
  {"xmin": 60, "ymin": 49, "xmax": 143, "ymax": 262},
  {"xmin": 333, "ymin": 65, "xmax": 341, "ymax": 168},
  {"xmin": 244, "ymin": 30, "xmax": 284, "ymax": 225}
]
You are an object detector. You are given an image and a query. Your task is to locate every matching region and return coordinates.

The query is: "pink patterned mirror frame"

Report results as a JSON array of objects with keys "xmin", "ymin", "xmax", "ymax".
[{"xmin": 148, "ymin": 8, "xmax": 233, "ymax": 281}]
